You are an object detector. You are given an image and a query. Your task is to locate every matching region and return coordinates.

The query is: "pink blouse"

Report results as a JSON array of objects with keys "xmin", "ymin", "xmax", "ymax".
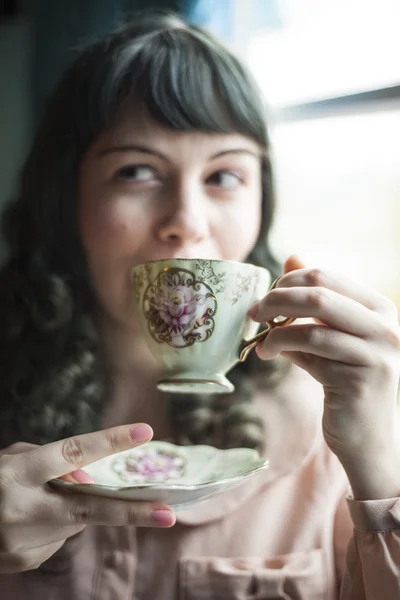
[{"xmin": 1, "ymin": 366, "xmax": 399, "ymax": 599}]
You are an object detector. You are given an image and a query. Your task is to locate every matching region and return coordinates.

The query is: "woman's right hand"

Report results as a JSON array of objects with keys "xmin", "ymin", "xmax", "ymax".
[{"xmin": 0, "ymin": 423, "xmax": 176, "ymax": 573}]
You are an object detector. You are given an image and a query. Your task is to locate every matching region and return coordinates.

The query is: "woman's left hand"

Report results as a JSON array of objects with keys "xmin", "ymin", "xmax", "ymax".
[{"xmin": 250, "ymin": 255, "xmax": 400, "ymax": 500}]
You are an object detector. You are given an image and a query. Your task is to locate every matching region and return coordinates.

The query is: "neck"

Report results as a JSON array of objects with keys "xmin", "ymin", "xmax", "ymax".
[
  {"xmin": 99, "ymin": 316, "xmax": 160, "ymax": 376},
  {"xmin": 97, "ymin": 315, "xmax": 171, "ymax": 439}
]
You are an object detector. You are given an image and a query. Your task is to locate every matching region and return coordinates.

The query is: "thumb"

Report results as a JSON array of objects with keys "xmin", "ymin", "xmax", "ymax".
[
  {"xmin": 282, "ymin": 254, "xmax": 306, "ymax": 276},
  {"xmin": 0, "ymin": 442, "xmax": 94, "ymax": 484},
  {"xmin": 0, "ymin": 442, "xmax": 39, "ymax": 456}
]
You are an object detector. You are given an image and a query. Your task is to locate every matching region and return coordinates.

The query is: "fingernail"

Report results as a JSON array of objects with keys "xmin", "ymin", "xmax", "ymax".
[
  {"xmin": 153, "ymin": 509, "xmax": 175, "ymax": 527},
  {"xmin": 248, "ymin": 302, "xmax": 259, "ymax": 319},
  {"xmin": 129, "ymin": 423, "xmax": 153, "ymax": 443},
  {"xmin": 70, "ymin": 469, "xmax": 95, "ymax": 484}
]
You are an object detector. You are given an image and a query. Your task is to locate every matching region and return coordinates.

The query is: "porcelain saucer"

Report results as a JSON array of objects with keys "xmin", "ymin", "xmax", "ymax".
[{"xmin": 50, "ymin": 441, "xmax": 269, "ymax": 510}]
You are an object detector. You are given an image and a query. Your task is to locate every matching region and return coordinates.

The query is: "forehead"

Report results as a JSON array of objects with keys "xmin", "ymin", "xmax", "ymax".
[{"xmin": 90, "ymin": 109, "xmax": 262, "ymax": 158}]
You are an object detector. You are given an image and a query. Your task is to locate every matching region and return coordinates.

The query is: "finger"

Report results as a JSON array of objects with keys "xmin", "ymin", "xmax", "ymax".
[
  {"xmin": 32, "ymin": 492, "xmax": 176, "ymax": 528},
  {"xmin": 253, "ymin": 286, "xmax": 381, "ymax": 338},
  {"xmin": 0, "ymin": 524, "xmax": 85, "ymax": 553},
  {"xmin": 279, "ymin": 350, "xmax": 326, "ymax": 383},
  {"xmin": 277, "ymin": 264, "xmax": 395, "ymax": 317},
  {"xmin": 10, "ymin": 460, "xmax": 96, "ymax": 484},
  {"xmin": 14, "ymin": 423, "xmax": 153, "ymax": 486},
  {"xmin": 30, "ymin": 525, "xmax": 86, "ymax": 549},
  {"xmin": 0, "ymin": 540, "xmax": 66, "ymax": 574},
  {"xmin": 58, "ymin": 469, "xmax": 95, "ymax": 484},
  {"xmin": 282, "ymin": 254, "xmax": 305, "ymax": 274},
  {"xmin": 1, "ymin": 442, "xmax": 39, "ymax": 456},
  {"xmin": 279, "ymin": 350, "xmax": 363, "ymax": 388},
  {"xmin": 256, "ymin": 323, "xmax": 371, "ymax": 366}
]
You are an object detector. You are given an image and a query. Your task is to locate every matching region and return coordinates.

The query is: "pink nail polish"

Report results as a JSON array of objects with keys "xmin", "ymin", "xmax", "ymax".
[
  {"xmin": 248, "ymin": 302, "xmax": 259, "ymax": 319},
  {"xmin": 153, "ymin": 509, "xmax": 175, "ymax": 527},
  {"xmin": 129, "ymin": 423, "xmax": 153, "ymax": 443},
  {"xmin": 71, "ymin": 469, "xmax": 95, "ymax": 484}
]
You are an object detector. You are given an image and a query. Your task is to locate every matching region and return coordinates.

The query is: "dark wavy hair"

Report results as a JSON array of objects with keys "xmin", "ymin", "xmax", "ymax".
[{"xmin": 0, "ymin": 12, "xmax": 289, "ymax": 450}]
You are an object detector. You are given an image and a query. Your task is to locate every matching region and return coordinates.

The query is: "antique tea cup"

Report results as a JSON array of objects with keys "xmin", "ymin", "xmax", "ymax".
[{"xmin": 131, "ymin": 258, "xmax": 294, "ymax": 394}]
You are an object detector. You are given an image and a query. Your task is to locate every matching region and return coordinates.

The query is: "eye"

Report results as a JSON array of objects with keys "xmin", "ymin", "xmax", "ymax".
[
  {"xmin": 207, "ymin": 170, "xmax": 243, "ymax": 190},
  {"xmin": 115, "ymin": 164, "xmax": 158, "ymax": 182}
]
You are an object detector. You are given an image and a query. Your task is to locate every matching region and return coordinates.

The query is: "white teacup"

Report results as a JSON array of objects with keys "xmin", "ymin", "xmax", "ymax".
[{"xmin": 131, "ymin": 258, "xmax": 288, "ymax": 394}]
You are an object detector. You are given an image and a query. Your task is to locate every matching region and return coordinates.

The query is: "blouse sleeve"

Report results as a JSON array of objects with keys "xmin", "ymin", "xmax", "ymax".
[{"xmin": 337, "ymin": 494, "xmax": 400, "ymax": 599}]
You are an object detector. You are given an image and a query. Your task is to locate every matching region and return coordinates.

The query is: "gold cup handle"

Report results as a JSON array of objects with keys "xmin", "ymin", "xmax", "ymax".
[{"xmin": 239, "ymin": 277, "xmax": 295, "ymax": 363}]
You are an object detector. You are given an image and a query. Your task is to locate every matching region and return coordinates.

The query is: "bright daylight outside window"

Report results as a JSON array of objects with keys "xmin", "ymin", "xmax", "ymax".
[{"xmin": 228, "ymin": 0, "xmax": 400, "ymax": 307}]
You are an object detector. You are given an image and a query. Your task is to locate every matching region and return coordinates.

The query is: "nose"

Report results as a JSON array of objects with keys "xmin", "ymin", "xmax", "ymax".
[{"xmin": 155, "ymin": 180, "xmax": 210, "ymax": 246}]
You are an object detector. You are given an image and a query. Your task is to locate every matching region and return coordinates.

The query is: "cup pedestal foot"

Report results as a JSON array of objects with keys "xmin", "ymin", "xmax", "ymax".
[{"xmin": 156, "ymin": 374, "xmax": 234, "ymax": 394}]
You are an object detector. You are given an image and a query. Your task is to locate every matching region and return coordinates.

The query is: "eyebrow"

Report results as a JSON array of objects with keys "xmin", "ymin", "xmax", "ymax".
[{"xmin": 96, "ymin": 144, "xmax": 261, "ymax": 161}]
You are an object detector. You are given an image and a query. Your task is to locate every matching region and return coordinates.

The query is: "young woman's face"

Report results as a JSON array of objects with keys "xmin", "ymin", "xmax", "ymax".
[{"xmin": 78, "ymin": 111, "xmax": 263, "ymax": 328}]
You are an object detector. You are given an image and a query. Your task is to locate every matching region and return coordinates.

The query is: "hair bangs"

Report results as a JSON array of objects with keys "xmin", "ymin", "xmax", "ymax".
[{"xmin": 93, "ymin": 26, "xmax": 267, "ymax": 146}]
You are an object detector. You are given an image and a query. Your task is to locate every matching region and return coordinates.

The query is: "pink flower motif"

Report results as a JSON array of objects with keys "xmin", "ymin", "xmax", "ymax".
[
  {"xmin": 112, "ymin": 449, "xmax": 186, "ymax": 484},
  {"xmin": 155, "ymin": 283, "xmax": 206, "ymax": 335},
  {"xmin": 144, "ymin": 268, "xmax": 217, "ymax": 348}
]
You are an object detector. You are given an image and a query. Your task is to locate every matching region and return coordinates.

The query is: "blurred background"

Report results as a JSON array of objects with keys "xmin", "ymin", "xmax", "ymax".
[{"xmin": 1, "ymin": 0, "xmax": 400, "ymax": 304}]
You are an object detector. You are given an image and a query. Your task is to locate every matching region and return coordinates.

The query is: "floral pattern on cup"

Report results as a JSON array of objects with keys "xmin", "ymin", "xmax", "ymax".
[
  {"xmin": 195, "ymin": 259, "xmax": 226, "ymax": 293},
  {"xmin": 112, "ymin": 448, "xmax": 186, "ymax": 484},
  {"xmin": 143, "ymin": 268, "xmax": 217, "ymax": 348},
  {"xmin": 231, "ymin": 271, "xmax": 261, "ymax": 304},
  {"xmin": 132, "ymin": 262, "xmax": 153, "ymax": 303}
]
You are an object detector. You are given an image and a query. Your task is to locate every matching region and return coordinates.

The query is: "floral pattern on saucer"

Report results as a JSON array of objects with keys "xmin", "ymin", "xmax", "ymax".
[
  {"xmin": 143, "ymin": 268, "xmax": 217, "ymax": 348},
  {"xmin": 112, "ymin": 447, "xmax": 186, "ymax": 484},
  {"xmin": 51, "ymin": 441, "xmax": 270, "ymax": 508}
]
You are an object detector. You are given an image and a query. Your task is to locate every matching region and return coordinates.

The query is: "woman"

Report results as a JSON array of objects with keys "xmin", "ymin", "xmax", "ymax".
[{"xmin": 0, "ymin": 12, "xmax": 399, "ymax": 599}]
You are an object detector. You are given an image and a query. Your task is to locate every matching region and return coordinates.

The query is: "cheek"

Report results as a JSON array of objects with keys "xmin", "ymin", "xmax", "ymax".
[
  {"xmin": 78, "ymin": 198, "xmax": 149, "ymax": 322},
  {"xmin": 79, "ymin": 198, "xmax": 145, "ymax": 262},
  {"xmin": 218, "ymin": 194, "xmax": 262, "ymax": 260},
  {"xmin": 241, "ymin": 198, "xmax": 262, "ymax": 240}
]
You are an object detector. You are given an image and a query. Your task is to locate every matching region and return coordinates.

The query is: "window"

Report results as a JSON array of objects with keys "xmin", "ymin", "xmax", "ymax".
[{"xmin": 204, "ymin": 0, "xmax": 400, "ymax": 304}]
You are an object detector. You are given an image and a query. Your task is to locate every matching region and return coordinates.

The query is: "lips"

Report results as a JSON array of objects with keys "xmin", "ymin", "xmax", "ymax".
[{"xmin": 132, "ymin": 252, "xmax": 222, "ymax": 265}]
